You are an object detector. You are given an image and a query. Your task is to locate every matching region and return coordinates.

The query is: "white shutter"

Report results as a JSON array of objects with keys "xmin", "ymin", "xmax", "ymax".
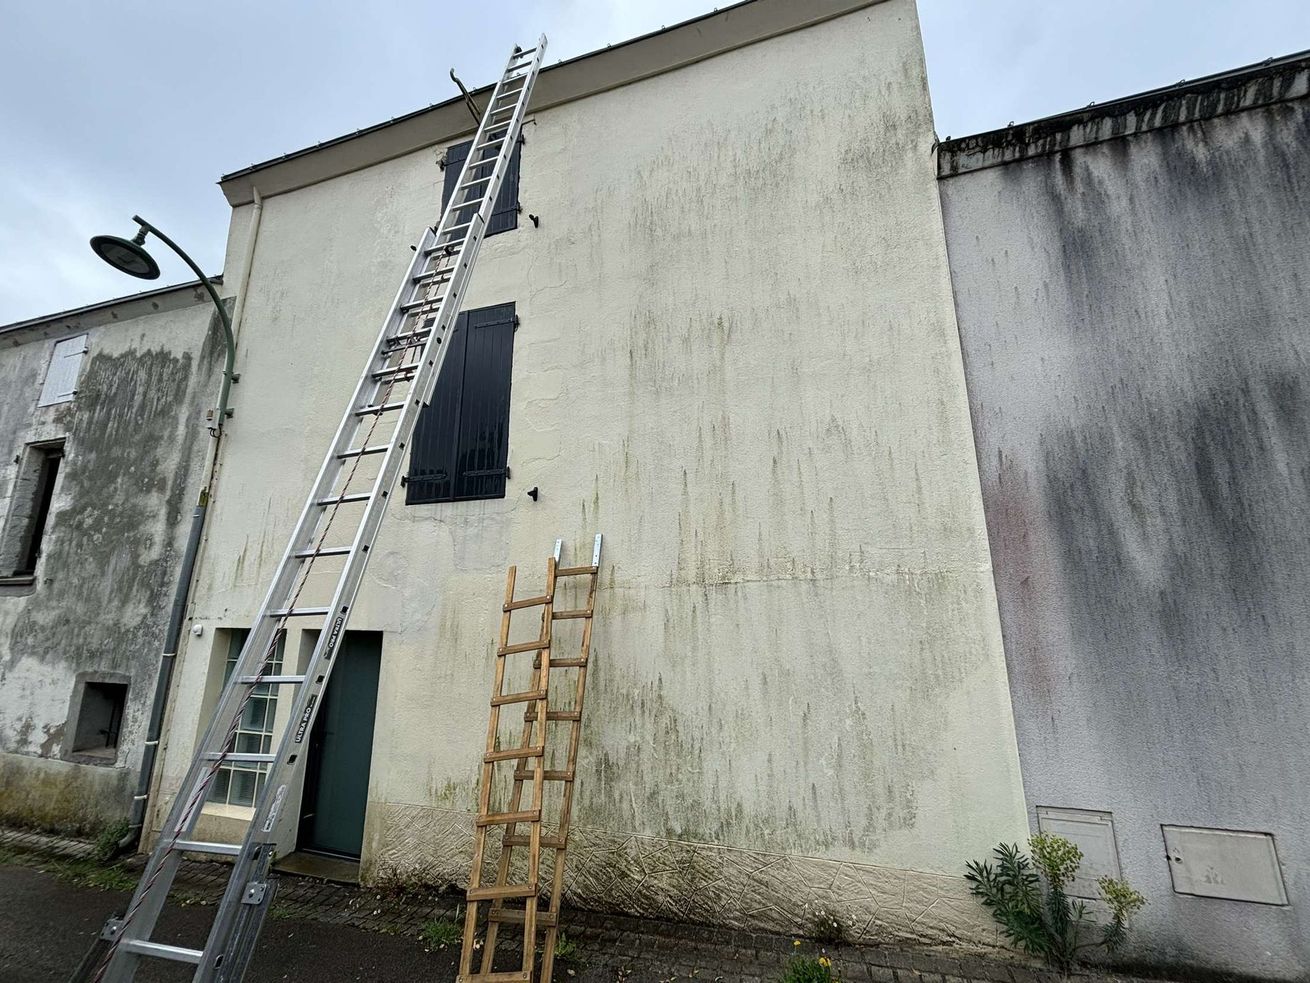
[{"xmin": 37, "ymin": 334, "xmax": 89, "ymax": 406}]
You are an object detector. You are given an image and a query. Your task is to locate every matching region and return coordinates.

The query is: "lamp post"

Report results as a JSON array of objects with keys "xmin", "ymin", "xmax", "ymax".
[
  {"xmin": 91, "ymin": 216, "xmax": 237, "ymax": 432},
  {"xmin": 91, "ymin": 215, "xmax": 238, "ymax": 854}
]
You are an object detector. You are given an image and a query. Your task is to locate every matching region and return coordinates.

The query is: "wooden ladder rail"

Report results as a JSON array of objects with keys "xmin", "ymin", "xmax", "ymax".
[
  {"xmin": 459, "ymin": 557, "xmax": 558, "ymax": 983},
  {"xmin": 483, "ymin": 537, "xmax": 601, "ymax": 983}
]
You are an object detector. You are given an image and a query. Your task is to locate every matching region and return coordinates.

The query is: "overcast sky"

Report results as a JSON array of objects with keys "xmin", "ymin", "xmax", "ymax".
[{"xmin": 1, "ymin": 0, "xmax": 1307, "ymax": 324}]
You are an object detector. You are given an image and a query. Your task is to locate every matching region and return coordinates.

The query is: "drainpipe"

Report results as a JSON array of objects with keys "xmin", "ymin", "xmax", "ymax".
[{"xmin": 118, "ymin": 190, "xmax": 264, "ymax": 855}]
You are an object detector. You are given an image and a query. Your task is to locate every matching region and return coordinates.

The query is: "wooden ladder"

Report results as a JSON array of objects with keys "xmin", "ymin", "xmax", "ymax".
[{"xmin": 459, "ymin": 535, "xmax": 603, "ymax": 983}]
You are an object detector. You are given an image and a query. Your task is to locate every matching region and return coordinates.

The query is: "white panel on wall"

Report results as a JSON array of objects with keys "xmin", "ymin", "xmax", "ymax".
[
  {"xmin": 38, "ymin": 334, "xmax": 89, "ymax": 407},
  {"xmin": 1162, "ymin": 826, "xmax": 1288, "ymax": 905},
  {"xmin": 1036, "ymin": 807, "xmax": 1121, "ymax": 899}
]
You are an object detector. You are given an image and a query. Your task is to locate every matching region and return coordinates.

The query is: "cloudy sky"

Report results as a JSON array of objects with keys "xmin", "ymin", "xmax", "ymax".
[{"xmin": 1, "ymin": 0, "xmax": 1307, "ymax": 324}]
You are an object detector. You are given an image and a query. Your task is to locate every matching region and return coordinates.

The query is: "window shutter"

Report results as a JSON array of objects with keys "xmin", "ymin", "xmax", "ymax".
[
  {"xmin": 452, "ymin": 304, "xmax": 515, "ymax": 500},
  {"xmin": 441, "ymin": 134, "xmax": 520, "ymax": 236},
  {"xmin": 405, "ymin": 314, "xmax": 469, "ymax": 505},
  {"xmin": 405, "ymin": 304, "xmax": 515, "ymax": 505},
  {"xmin": 38, "ymin": 335, "xmax": 88, "ymax": 407}
]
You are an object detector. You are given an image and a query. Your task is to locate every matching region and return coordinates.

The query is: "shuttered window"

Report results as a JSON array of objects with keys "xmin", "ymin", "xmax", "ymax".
[
  {"xmin": 38, "ymin": 335, "xmax": 88, "ymax": 406},
  {"xmin": 442, "ymin": 133, "xmax": 521, "ymax": 236},
  {"xmin": 406, "ymin": 303, "xmax": 515, "ymax": 504}
]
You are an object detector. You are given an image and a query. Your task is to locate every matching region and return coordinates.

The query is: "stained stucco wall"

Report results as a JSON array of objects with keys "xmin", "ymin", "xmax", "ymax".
[
  {"xmin": 0, "ymin": 291, "xmax": 222, "ymax": 831},
  {"xmin": 941, "ymin": 99, "xmax": 1310, "ymax": 977},
  {"xmin": 158, "ymin": 0, "xmax": 1027, "ymax": 946}
]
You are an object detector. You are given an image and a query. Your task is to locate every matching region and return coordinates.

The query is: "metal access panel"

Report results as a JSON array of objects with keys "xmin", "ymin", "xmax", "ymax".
[
  {"xmin": 1162, "ymin": 826, "xmax": 1289, "ymax": 905},
  {"xmin": 1036, "ymin": 807, "xmax": 1121, "ymax": 899}
]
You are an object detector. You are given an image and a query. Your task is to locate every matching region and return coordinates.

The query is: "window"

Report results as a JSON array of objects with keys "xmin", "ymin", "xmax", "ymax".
[
  {"xmin": 406, "ymin": 304, "xmax": 515, "ymax": 504},
  {"xmin": 443, "ymin": 134, "xmax": 521, "ymax": 236},
  {"xmin": 208, "ymin": 629, "xmax": 286, "ymax": 809},
  {"xmin": 38, "ymin": 334, "xmax": 88, "ymax": 406},
  {"xmin": 70, "ymin": 681, "xmax": 127, "ymax": 758},
  {"xmin": 1, "ymin": 440, "xmax": 64, "ymax": 579}
]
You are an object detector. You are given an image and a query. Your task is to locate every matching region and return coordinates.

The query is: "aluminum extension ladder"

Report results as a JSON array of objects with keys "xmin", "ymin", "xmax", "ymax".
[{"xmin": 87, "ymin": 36, "xmax": 547, "ymax": 983}]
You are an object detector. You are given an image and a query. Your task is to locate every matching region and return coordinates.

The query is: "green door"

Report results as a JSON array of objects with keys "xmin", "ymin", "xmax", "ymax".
[{"xmin": 298, "ymin": 632, "xmax": 381, "ymax": 858}]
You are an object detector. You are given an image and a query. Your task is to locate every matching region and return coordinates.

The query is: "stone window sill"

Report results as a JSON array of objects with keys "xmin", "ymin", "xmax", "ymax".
[{"xmin": 0, "ymin": 575, "xmax": 36, "ymax": 586}]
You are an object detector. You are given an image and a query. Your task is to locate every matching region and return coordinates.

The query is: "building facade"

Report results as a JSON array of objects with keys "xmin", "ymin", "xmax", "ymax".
[
  {"xmin": 940, "ymin": 55, "xmax": 1310, "ymax": 979},
  {"xmin": 151, "ymin": 0, "xmax": 1029, "ymax": 949},
  {"xmin": 0, "ymin": 283, "xmax": 223, "ymax": 832}
]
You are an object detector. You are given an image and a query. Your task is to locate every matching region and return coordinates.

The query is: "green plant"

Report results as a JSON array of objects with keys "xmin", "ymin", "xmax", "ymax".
[
  {"xmin": 803, "ymin": 904, "xmax": 845, "ymax": 945},
  {"xmin": 93, "ymin": 819, "xmax": 131, "ymax": 864},
  {"xmin": 965, "ymin": 836, "xmax": 1146, "ymax": 972},
  {"xmin": 780, "ymin": 954, "xmax": 837, "ymax": 983},
  {"xmin": 553, "ymin": 932, "xmax": 580, "ymax": 963},
  {"xmin": 420, "ymin": 916, "xmax": 463, "ymax": 950}
]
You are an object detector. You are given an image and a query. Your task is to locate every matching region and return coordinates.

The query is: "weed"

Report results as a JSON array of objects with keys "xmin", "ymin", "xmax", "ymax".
[
  {"xmin": 965, "ymin": 836, "xmax": 1146, "ymax": 972},
  {"xmin": 420, "ymin": 916, "xmax": 463, "ymax": 950},
  {"xmin": 93, "ymin": 819, "xmax": 131, "ymax": 864},
  {"xmin": 554, "ymin": 932, "xmax": 580, "ymax": 963},
  {"xmin": 780, "ymin": 954, "xmax": 837, "ymax": 983}
]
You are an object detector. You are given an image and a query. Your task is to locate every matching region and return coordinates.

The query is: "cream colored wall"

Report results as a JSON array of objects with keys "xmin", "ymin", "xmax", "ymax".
[{"xmin": 159, "ymin": 0, "xmax": 1025, "ymax": 946}]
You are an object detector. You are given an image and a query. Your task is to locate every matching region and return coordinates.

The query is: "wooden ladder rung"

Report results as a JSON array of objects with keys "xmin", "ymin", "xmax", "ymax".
[
  {"xmin": 498, "ymin": 639, "xmax": 550, "ymax": 656},
  {"xmin": 522, "ymin": 708, "xmax": 581, "ymax": 722},
  {"xmin": 504, "ymin": 833, "xmax": 566, "ymax": 849},
  {"xmin": 504, "ymin": 593, "xmax": 552, "ymax": 611},
  {"xmin": 552, "ymin": 608, "xmax": 592, "ymax": 620},
  {"xmin": 512, "ymin": 768, "xmax": 575, "ymax": 782},
  {"xmin": 488, "ymin": 909, "xmax": 558, "ymax": 928},
  {"xmin": 477, "ymin": 809, "xmax": 542, "ymax": 827},
  {"xmin": 458, "ymin": 971, "xmax": 533, "ymax": 983},
  {"xmin": 484, "ymin": 746, "xmax": 544, "ymax": 763},
  {"xmin": 548, "ymin": 658, "xmax": 587, "ymax": 668},
  {"xmin": 466, "ymin": 883, "xmax": 538, "ymax": 901},
  {"xmin": 554, "ymin": 565, "xmax": 598, "ymax": 577},
  {"xmin": 491, "ymin": 688, "xmax": 548, "ymax": 707}
]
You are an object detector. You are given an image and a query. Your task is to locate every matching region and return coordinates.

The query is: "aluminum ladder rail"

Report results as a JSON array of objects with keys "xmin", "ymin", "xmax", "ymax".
[{"xmin": 91, "ymin": 36, "xmax": 547, "ymax": 983}]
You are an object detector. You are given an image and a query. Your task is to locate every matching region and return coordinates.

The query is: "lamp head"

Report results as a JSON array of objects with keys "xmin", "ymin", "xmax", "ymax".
[{"xmin": 90, "ymin": 226, "xmax": 160, "ymax": 280}]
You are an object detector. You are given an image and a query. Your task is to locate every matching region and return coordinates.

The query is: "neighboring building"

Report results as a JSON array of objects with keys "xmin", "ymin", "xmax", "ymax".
[
  {"xmin": 152, "ymin": 0, "xmax": 1029, "ymax": 949},
  {"xmin": 0, "ymin": 282, "xmax": 223, "ymax": 832},
  {"xmin": 941, "ymin": 55, "xmax": 1310, "ymax": 979}
]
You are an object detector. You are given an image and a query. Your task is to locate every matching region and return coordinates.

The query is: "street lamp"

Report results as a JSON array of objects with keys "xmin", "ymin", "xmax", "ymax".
[
  {"xmin": 91, "ymin": 215, "xmax": 236, "ymax": 433},
  {"xmin": 90, "ymin": 214, "xmax": 240, "ymax": 856}
]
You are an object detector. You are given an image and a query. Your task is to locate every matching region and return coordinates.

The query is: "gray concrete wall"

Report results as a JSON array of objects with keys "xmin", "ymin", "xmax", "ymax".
[
  {"xmin": 940, "ymin": 89, "xmax": 1310, "ymax": 977},
  {"xmin": 0, "ymin": 286, "xmax": 223, "ymax": 833}
]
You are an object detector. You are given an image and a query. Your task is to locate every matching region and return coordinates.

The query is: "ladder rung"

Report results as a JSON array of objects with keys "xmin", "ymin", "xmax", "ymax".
[
  {"xmin": 353, "ymin": 401, "xmax": 403, "ymax": 416},
  {"xmin": 512, "ymin": 768, "xmax": 575, "ymax": 782},
  {"xmin": 504, "ymin": 593, "xmax": 551, "ymax": 611},
  {"xmin": 484, "ymin": 746, "xmax": 543, "ymax": 763},
  {"xmin": 487, "ymin": 104, "xmax": 516, "ymax": 119},
  {"xmin": 203, "ymin": 752, "xmax": 276, "ymax": 764},
  {"xmin": 236, "ymin": 674, "xmax": 304, "ymax": 685},
  {"xmin": 490, "ymin": 689, "xmax": 547, "ymax": 707},
  {"xmin": 268, "ymin": 606, "xmax": 330, "ymax": 617},
  {"xmin": 555, "ymin": 565, "xmax": 599, "ymax": 577},
  {"xmin": 503, "ymin": 833, "xmax": 566, "ymax": 849},
  {"xmin": 315, "ymin": 493, "xmax": 371, "ymax": 506},
  {"xmin": 492, "ymin": 86, "xmax": 524, "ymax": 103},
  {"xmin": 412, "ymin": 265, "xmax": 456, "ymax": 284},
  {"xmin": 473, "ymin": 137, "xmax": 507, "ymax": 154},
  {"xmin": 117, "ymin": 939, "xmax": 203, "ymax": 964},
  {"xmin": 548, "ymin": 658, "xmax": 587, "ymax": 668},
  {"xmin": 460, "ymin": 972, "xmax": 533, "ymax": 983},
  {"xmin": 552, "ymin": 608, "xmax": 592, "ymax": 620},
  {"xmin": 400, "ymin": 296, "xmax": 446, "ymax": 314},
  {"xmin": 294, "ymin": 545, "xmax": 351, "ymax": 558},
  {"xmin": 390, "ymin": 328, "xmax": 433, "ymax": 345},
  {"xmin": 466, "ymin": 882, "xmax": 538, "ymax": 901},
  {"xmin": 337, "ymin": 444, "xmax": 391, "ymax": 459},
  {"xmin": 372, "ymin": 363, "xmax": 417, "ymax": 381},
  {"xmin": 458, "ymin": 175, "xmax": 494, "ymax": 191},
  {"xmin": 522, "ymin": 709, "xmax": 581, "ymax": 722},
  {"xmin": 172, "ymin": 839, "xmax": 241, "ymax": 856},
  {"xmin": 476, "ymin": 810, "xmax": 541, "ymax": 827},
  {"xmin": 488, "ymin": 908, "xmax": 557, "ymax": 928},
  {"xmin": 512, "ymin": 46, "xmax": 537, "ymax": 58},
  {"xmin": 497, "ymin": 638, "xmax": 549, "ymax": 656}
]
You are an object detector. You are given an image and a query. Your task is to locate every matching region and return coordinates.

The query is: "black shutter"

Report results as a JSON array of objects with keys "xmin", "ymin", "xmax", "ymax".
[
  {"xmin": 441, "ymin": 134, "xmax": 520, "ymax": 237},
  {"xmin": 406, "ymin": 313, "xmax": 469, "ymax": 505},
  {"xmin": 452, "ymin": 304, "xmax": 515, "ymax": 500},
  {"xmin": 405, "ymin": 304, "xmax": 515, "ymax": 505}
]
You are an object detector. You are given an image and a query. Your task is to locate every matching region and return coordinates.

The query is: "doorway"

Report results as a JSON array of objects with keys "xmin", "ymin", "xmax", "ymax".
[{"xmin": 297, "ymin": 631, "xmax": 382, "ymax": 859}]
